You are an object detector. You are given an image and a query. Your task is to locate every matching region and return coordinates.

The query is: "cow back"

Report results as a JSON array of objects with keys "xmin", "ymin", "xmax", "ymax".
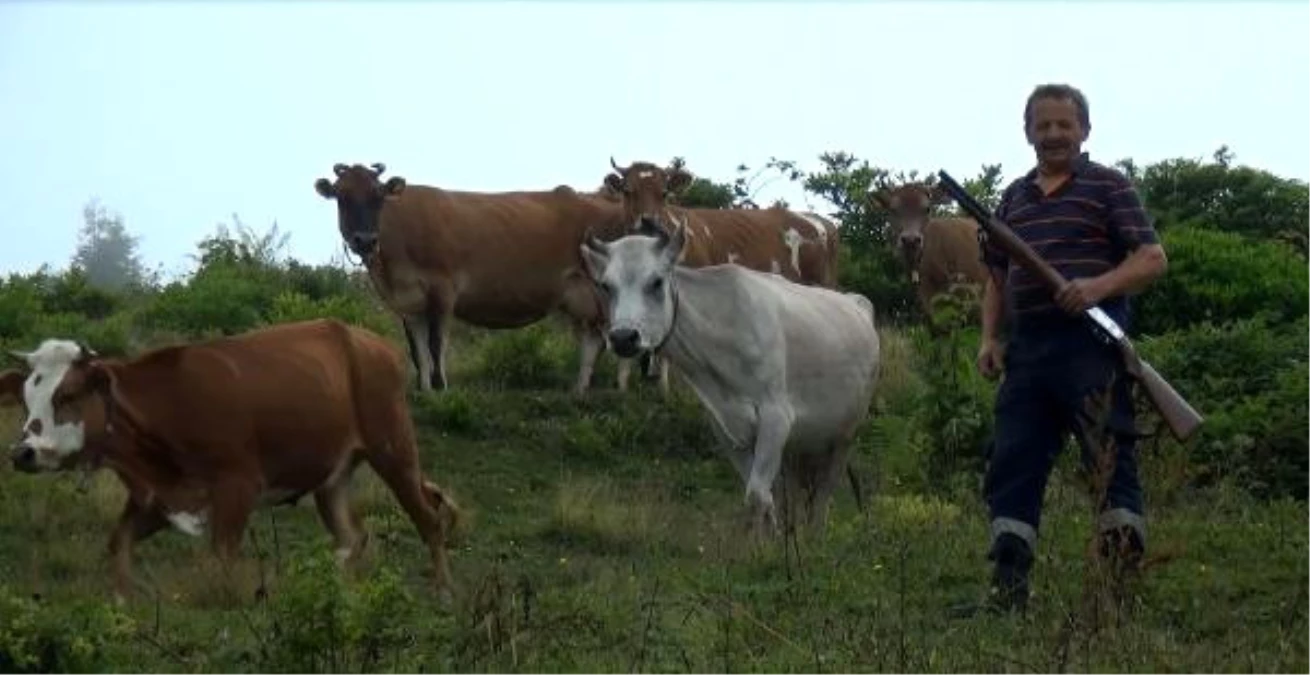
[
  {"xmin": 667, "ymin": 207, "xmax": 837, "ymax": 286},
  {"xmin": 366, "ymin": 185, "xmax": 627, "ymax": 324}
]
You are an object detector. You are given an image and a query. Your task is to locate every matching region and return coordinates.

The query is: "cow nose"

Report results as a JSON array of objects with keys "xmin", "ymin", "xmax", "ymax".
[
  {"xmin": 637, "ymin": 215, "xmax": 662, "ymax": 235},
  {"xmin": 608, "ymin": 328, "xmax": 641, "ymax": 358},
  {"xmin": 900, "ymin": 233, "xmax": 923, "ymax": 250},
  {"xmin": 349, "ymin": 233, "xmax": 377, "ymax": 252},
  {"xmin": 10, "ymin": 443, "xmax": 36, "ymax": 471}
]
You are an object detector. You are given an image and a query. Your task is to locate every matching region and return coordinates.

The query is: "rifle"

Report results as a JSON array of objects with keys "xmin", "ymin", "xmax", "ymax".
[{"xmin": 935, "ymin": 170, "xmax": 1204, "ymax": 443}]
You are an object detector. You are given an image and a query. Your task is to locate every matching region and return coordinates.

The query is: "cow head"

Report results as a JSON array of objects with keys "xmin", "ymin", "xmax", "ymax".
[
  {"xmin": 1, "ymin": 340, "xmax": 112, "ymax": 473},
  {"xmin": 603, "ymin": 158, "xmax": 694, "ymax": 235},
  {"xmin": 868, "ymin": 180, "xmax": 951, "ymax": 274},
  {"xmin": 314, "ymin": 162, "xmax": 406, "ymax": 258},
  {"xmin": 579, "ymin": 215, "xmax": 689, "ymax": 359}
]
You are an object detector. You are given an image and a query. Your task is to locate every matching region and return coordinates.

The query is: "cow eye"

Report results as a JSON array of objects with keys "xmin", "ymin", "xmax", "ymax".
[{"xmin": 647, "ymin": 278, "xmax": 664, "ymax": 295}]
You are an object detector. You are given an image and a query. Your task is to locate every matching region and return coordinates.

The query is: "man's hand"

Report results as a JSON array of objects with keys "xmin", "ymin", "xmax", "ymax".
[
  {"xmin": 977, "ymin": 337, "xmax": 1005, "ymax": 380},
  {"xmin": 1054, "ymin": 277, "xmax": 1108, "ymax": 315}
]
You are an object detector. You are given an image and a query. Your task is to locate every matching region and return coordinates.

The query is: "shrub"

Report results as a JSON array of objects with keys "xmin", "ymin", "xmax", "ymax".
[
  {"xmin": 1137, "ymin": 315, "xmax": 1308, "ymax": 499},
  {"xmin": 0, "ymin": 587, "xmax": 136, "ymax": 673},
  {"xmin": 1133, "ymin": 224, "xmax": 1307, "ymax": 336}
]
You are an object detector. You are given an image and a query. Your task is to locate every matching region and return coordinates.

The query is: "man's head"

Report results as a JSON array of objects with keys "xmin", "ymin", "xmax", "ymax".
[
  {"xmin": 1, "ymin": 341, "xmax": 112, "ymax": 473},
  {"xmin": 603, "ymin": 158, "xmax": 694, "ymax": 233},
  {"xmin": 1023, "ymin": 84, "xmax": 1091, "ymax": 174},
  {"xmin": 868, "ymin": 180, "xmax": 950, "ymax": 272},
  {"xmin": 314, "ymin": 162, "xmax": 407, "ymax": 257},
  {"xmin": 578, "ymin": 217, "xmax": 688, "ymax": 359}
]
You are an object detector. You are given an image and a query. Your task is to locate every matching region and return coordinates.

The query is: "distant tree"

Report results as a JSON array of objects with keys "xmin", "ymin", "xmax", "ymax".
[
  {"xmin": 1128, "ymin": 145, "xmax": 1308, "ymax": 251},
  {"xmin": 71, "ymin": 200, "xmax": 145, "ymax": 290},
  {"xmin": 193, "ymin": 215, "xmax": 291, "ymax": 271}
]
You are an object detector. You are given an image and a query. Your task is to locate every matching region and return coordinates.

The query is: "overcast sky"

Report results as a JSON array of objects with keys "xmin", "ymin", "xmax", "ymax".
[{"xmin": 1, "ymin": 1, "xmax": 1306, "ymax": 279}]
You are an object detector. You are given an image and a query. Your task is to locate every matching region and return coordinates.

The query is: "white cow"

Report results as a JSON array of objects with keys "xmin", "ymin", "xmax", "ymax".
[{"xmin": 580, "ymin": 218, "xmax": 881, "ymax": 535}]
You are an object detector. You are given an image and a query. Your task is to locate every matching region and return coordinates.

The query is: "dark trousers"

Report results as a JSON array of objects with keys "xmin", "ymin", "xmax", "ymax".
[{"xmin": 983, "ymin": 317, "xmax": 1146, "ymax": 551}]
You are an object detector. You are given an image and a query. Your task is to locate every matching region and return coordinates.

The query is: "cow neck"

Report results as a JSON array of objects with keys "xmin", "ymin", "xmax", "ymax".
[
  {"xmin": 96, "ymin": 363, "xmax": 177, "ymax": 477},
  {"xmin": 658, "ymin": 268, "xmax": 723, "ymax": 374},
  {"xmin": 652, "ymin": 273, "xmax": 681, "ymax": 354}
]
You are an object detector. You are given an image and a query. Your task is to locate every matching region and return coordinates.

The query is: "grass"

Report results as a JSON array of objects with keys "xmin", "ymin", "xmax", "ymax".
[{"xmin": 0, "ymin": 319, "xmax": 1305, "ymax": 673}]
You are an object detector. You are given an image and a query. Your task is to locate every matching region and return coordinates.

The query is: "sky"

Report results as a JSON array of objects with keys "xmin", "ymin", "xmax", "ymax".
[{"xmin": 1, "ymin": 1, "xmax": 1307, "ymax": 279}]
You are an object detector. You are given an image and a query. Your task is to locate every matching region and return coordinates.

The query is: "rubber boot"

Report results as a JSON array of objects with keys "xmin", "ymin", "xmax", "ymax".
[{"xmin": 987, "ymin": 532, "xmax": 1034, "ymax": 614}]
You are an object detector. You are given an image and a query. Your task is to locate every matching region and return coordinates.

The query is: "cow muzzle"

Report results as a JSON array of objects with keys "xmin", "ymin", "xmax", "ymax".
[
  {"xmin": 635, "ymin": 215, "xmax": 664, "ymax": 236},
  {"xmin": 10, "ymin": 442, "xmax": 38, "ymax": 473},
  {"xmin": 899, "ymin": 235, "xmax": 923, "ymax": 267},
  {"xmin": 346, "ymin": 232, "xmax": 378, "ymax": 257},
  {"xmin": 608, "ymin": 328, "xmax": 642, "ymax": 358}
]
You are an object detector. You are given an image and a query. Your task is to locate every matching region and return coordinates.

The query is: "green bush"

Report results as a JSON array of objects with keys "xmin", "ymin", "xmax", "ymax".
[
  {"xmin": 1138, "ymin": 315, "xmax": 1308, "ymax": 499},
  {"xmin": 0, "ymin": 586, "xmax": 136, "ymax": 673},
  {"xmin": 1134, "ymin": 224, "xmax": 1307, "ymax": 336}
]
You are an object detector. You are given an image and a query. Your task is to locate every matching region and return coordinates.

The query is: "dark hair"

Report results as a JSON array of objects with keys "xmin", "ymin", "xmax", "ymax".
[{"xmin": 1024, "ymin": 83, "xmax": 1091, "ymax": 130}]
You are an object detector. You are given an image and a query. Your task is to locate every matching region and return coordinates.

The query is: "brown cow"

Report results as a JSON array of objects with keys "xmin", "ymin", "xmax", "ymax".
[
  {"xmin": 314, "ymin": 163, "xmax": 634, "ymax": 394},
  {"xmin": 868, "ymin": 179, "xmax": 989, "ymax": 323},
  {"xmin": 603, "ymin": 158, "xmax": 842, "ymax": 390},
  {"xmin": 0, "ymin": 319, "xmax": 461, "ymax": 601}
]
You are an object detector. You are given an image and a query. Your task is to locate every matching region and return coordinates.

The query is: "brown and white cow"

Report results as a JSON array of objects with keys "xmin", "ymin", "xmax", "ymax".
[
  {"xmin": 0, "ymin": 319, "xmax": 461, "ymax": 601},
  {"xmin": 868, "ymin": 179, "xmax": 989, "ymax": 323},
  {"xmin": 314, "ymin": 163, "xmax": 634, "ymax": 394},
  {"xmin": 602, "ymin": 158, "xmax": 842, "ymax": 390}
]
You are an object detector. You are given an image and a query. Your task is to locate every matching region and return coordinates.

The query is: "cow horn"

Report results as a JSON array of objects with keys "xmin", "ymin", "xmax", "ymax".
[
  {"xmin": 371, "ymin": 162, "xmax": 386, "ymax": 176},
  {"xmin": 6, "ymin": 349, "xmax": 30, "ymax": 364},
  {"xmin": 75, "ymin": 341, "xmax": 98, "ymax": 361},
  {"xmin": 610, "ymin": 156, "xmax": 627, "ymax": 175},
  {"xmin": 333, "ymin": 163, "xmax": 349, "ymax": 176}
]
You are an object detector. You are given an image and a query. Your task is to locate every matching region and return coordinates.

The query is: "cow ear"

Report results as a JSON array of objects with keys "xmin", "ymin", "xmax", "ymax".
[
  {"xmin": 603, "ymin": 172, "xmax": 624, "ymax": 194},
  {"xmin": 85, "ymin": 362, "xmax": 113, "ymax": 397},
  {"xmin": 927, "ymin": 183, "xmax": 951, "ymax": 206},
  {"xmin": 666, "ymin": 168, "xmax": 693, "ymax": 194},
  {"xmin": 579, "ymin": 233, "xmax": 609, "ymax": 280},
  {"xmin": 867, "ymin": 189, "xmax": 892, "ymax": 211},
  {"xmin": 662, "ymin": 215, "xmax": 688, "ymax": 265},
  {"xmin": 383, "ymin": 176, "xmax": 406, "ymax": 199},
  {"xmin": 315, "ymin": 178, "xmax": 337, "ymax": 199},
  {"xmin": 0, "ymin": 369, "xmax": 25, "ymax": 407}
]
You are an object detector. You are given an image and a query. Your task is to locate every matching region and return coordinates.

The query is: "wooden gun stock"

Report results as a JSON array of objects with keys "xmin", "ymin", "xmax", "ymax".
[{"xmin": 935, "ymin": 170, "xmax": 1204, "ymax": 443}]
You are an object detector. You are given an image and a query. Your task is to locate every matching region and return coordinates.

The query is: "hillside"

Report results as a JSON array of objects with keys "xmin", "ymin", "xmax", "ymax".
[{"xmin": 0, "ymin": 149, "xmax": 1306, "ymax": 672}]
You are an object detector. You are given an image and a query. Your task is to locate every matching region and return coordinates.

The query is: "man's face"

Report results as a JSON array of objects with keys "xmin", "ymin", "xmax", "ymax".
[{"xmin": 1026, "ymin": 96, "xmax": 1088, "ymax": 170}]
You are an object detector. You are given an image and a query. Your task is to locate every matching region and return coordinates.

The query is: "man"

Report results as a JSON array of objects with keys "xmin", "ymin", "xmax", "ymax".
[{"xmin": 974, "ymin": 83, "xmax": 1168, "ymax": 612}]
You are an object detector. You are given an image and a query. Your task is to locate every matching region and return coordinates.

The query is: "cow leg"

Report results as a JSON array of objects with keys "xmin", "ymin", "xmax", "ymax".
[
  {"xmin": 370, "ymin": 458, "xmax": 456, "ymax": 600},
  {"xmin": 401, "ymin": 318, "xmax": 423, "ymax": 382},
  {"xmin": 572, "ymin": 323, "xmax": 605, "ymax": 395},
  {"xmin": 403, "ymin": 315, "xmax": 436, "ymax": 393},
  {"xmin": 208, "ymin": 477, "xmax": 259, "ymax": 598},
  {"xmin": 744, "ymin": 402, "xmax": 795, "ymax": 539},
  {"xmin": 657, "ymin": 357, "xmax": 671, "ymax": 396},
  {"xmin": 314, "ymin": 478, "xmax": 367, "ymax": 569},
  {"xmin": 617, "ymin": 358, "xmax": 633, "ymax": 392},
  {"xmin": 810, "ymin": 440, "xmax": 855, "ymax": 532},
  {"xmin": 107, "ymin": 498, "xmax": 169, "ymax": 601}
]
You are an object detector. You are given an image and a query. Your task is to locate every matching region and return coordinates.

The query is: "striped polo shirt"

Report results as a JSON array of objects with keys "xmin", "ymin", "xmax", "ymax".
[{"xmin": 981, "ymin": 152, "xmax": 1159, "ymax": 328}]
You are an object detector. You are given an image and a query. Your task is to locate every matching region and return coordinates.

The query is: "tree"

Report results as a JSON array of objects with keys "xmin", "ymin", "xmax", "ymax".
[
  {"xmin": 71, "ymin": 200, "xmax": 145, "ymax": 290},
  {"xmin": 1128, "ymin": 145, "xmax": 1308, "ymax": 250}
]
